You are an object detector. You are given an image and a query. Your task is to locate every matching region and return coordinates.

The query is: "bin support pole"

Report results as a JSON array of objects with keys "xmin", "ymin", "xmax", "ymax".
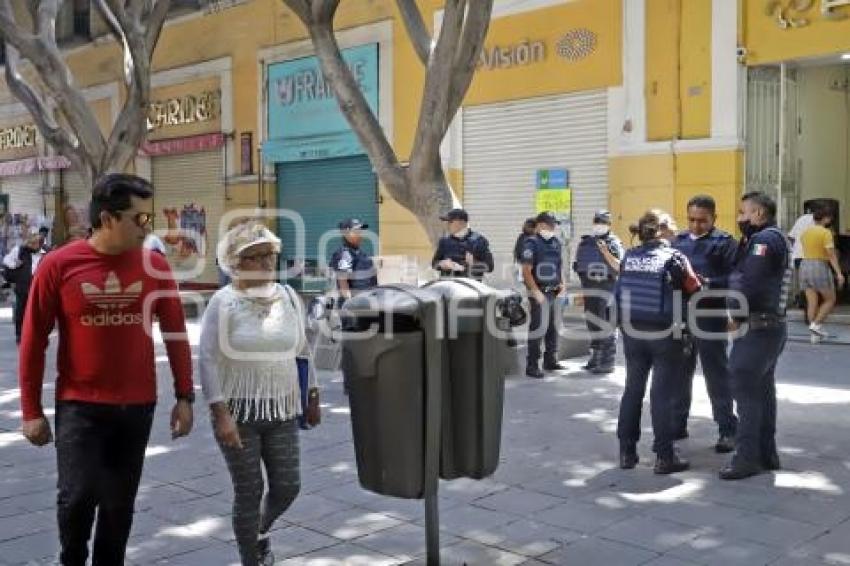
[
  {"xmin": 425, "ymin": 492, "xmax": 439, "ymax": 565},
  {"xmin": 422, "ymin": 296, "xmax": 442, "ymax": 566}
]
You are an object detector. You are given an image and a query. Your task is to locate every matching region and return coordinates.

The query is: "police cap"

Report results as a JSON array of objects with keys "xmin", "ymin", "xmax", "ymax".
[
  {"xmin": 593, "ymin": 210, "xmax": 613, "ymax": 225},
  {"xmin": 439, "ymin": 208, "xmax": 469, "ymax": 222},
  {"xmin": 338, "ymin": 218, "xmax": 369, "ymax": 230},
  {"xmin": 535, "ymin": 211, "xmax": 560, "ymax": 226}
]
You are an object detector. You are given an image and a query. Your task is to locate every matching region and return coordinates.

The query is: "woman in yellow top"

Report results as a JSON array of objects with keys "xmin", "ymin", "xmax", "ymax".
[{"xmin": 799, "ymin": 208, "xmax": 846, "ymax": 342}]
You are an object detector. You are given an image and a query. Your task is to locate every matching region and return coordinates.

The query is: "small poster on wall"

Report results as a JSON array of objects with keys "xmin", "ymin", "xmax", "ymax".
[{"xmin": 535, "ymin": 168, "xmax": 573, "ymax": 238}]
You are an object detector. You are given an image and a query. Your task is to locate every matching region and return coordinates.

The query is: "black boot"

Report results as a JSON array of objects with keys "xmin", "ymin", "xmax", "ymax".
[
  {"xmin": 715, "ymin": 435, "xmax": 735, "ymax": 454},
  {"xmin": 257, "ymin": 536, "xmax": 275, "ymax": 566},
  {"xmin": 619, "ymin": 445, "xmax": 639, "ymax": 469},
  {"xmin": 591, "ymin": 342, "xmax": 615, "ymax": 375},
  {"xmin": 543, "ymin": 357, "xmax": 566, "ymax": 371},
  {"xmin": 582, "ymin": 348, "xmax": 600, "ymax": 371},
  {"xmin": 719, "ymin": 461, "xmax": 762, "ymax": 480},
  {"xmin": 526, "ymin": 365, "xmax": 545, "ymax": 379},
  {"xmin": 654, "ymin": 452, "xmax": 690, "ymax": 475},
  {"xmin": 761, "ymin": 451, "xmax": 782, "ymax": 471}
]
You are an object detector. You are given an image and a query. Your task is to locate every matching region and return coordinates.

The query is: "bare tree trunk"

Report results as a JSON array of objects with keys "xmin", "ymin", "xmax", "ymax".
[{"xmin": 281, "ymin": 0, "xmax": 493, "ymax": 246}]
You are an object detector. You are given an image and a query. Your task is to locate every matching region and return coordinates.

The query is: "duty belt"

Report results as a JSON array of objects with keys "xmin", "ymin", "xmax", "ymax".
[
  {"xmin": 540, "ymin": 285, "xmax": 560, "ymax": 293},
  {"xmin": 747, "ymin": 312, "xmax": 786, "ymax": 329}
]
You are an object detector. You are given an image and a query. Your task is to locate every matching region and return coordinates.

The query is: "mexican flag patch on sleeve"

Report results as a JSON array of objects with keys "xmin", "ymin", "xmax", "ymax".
[{"xmin": 751, "ymin": 243, "xmax": 768, "ymax": 256}]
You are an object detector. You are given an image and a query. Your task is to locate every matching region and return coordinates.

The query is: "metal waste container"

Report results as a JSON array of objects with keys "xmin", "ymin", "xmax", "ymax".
[
  {"xmin": 424, "ymin": 279, "xmax": 515, "ymax": 480},
  {"xmin": 340, "ymin": 285, "xmax": 443, "ymax": 499}
]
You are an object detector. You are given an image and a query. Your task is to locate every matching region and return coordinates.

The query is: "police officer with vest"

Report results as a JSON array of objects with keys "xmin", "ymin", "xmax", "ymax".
[
  {"xmin": 672, "ymin": 195, "xmax": 739, "ymax": 453},
  {"xmin": 2, "ymin": 228, "xmax": 49, "ymax": 345},
  {"xmin": 432, "ymin": 208, "xmax": 494, "ymax": 281},
  {"xmin": 573, "ymin": 210, "xmax": 624, "ymax": 374},
  {"xmin": 720, "ymin": 192, "xmax": 791, "ymax": 480},
  {"xmin": 521, "ymin": 212, "xmax": 565, "ymax": 379},
  {"xmin": 616, "ymin": 210, "xmax": 702, "ymax": 474},
  {"xmin": 329, "ymin": 218, "xmax": 378, "ymax": 304}
]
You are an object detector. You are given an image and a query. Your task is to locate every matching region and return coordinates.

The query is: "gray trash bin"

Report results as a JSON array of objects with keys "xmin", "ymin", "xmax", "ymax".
[
  {"xmin": 424, "ymin": 279, "xmax": 515, "ymax": 480},
  {"xmin": 340, "ymin": 285, "xmax": 443, "ymax": 499}
]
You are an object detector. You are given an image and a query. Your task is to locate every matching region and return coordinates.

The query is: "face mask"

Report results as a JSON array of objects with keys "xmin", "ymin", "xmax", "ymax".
[
  {"xmin": 738, "ymin": 220, "xmax": 758, "ymax": 238},
  {"xmin": 591, "ymin": 225, "xmax": 609, "ymax": 237},
  {"xmin": 452, "ymin": 227, "xmax": 470, "ymax": 239},
  {"xmin": 539, "ymin": 229, "xmax": 555, "ymax": 240}
]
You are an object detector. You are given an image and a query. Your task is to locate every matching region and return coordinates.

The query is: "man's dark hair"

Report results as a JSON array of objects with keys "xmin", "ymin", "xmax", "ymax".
[
  {"xmin": 89, "ymin": 174, "xmax": 154, "ymax": 229},
  {"xmin": 687, "ymin": 194, "xmax": 716, "ymax": 215},
  {"xmin": 741, "ymin": 191, "xmax": 776, "ymax": 221},
  {"xmin": 813, "ymin": 208, "xmax": 833, "ymax": 222}
]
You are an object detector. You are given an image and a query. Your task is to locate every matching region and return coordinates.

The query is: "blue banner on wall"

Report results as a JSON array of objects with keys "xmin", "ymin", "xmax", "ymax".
[{"xmin": 263, "ymin": 44, "xmax": 379, "ymax": 163}]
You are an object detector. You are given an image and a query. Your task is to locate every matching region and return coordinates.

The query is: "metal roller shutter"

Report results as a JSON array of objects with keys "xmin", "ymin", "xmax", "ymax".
[
  {"xmin": 276, "ymin": 154, "xmax": 378, "ymax": 268},
  {"xmin": 463, "ymin": 90, "xmax": 609, "ymax": 280},
  {"xmin": 152, "ymin": 150, "xmax": 225, "ymax": 286},
  {"xmin": 62, "ymin": 171, "xmax": 91, "ymax": 213},
  {"xmin": 1, "ymin": 173, "xmax": 46, "ymax": 222}
]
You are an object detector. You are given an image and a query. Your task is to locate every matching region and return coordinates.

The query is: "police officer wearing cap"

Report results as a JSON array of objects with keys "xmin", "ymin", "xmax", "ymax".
[
  {"xmin": 573, "ymin": 210, "xmax": 624, "ymax": 375},
  {"xmin": 616, "ymin": 210, "xmax": 702, "ymax": 474},
  {"xmin": 672, "ymin": 195, "xmax": 739, "ymax": 453},
  {"xmin": 720, "ymin": 191, "xmax": 791, "ymax": 481},
  {"xmin": 520, "ymin": 211, "xmax": 565, "ymax": 379},
  {"xmin": 432, "ymin": 208, "xmax": 494, "ymax": 281},
  {"xmin": 329, "ymin": 218, "xmax": 378, "ymax": 304}
]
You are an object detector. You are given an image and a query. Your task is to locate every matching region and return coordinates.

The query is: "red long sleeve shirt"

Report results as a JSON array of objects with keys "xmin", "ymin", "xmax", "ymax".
[{"xmin": 18, "ymin": 239, "xmax": 193, "ymax": 421}]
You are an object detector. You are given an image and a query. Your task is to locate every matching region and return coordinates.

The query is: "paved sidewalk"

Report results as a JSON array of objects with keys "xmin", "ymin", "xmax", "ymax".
[{"xmin": 2, "ymin": 307, "xmax": 850, "ymax": 565}]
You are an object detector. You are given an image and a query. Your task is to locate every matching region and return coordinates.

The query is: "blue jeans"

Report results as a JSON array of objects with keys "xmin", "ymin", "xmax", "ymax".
[{"xmin": 728, "ymin": 323, "xmax": 787, "ymax": 467}]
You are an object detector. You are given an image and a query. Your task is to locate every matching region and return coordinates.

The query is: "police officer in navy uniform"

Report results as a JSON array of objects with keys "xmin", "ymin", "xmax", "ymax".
[
  {"xmin": 521, "ymin": 211, "xmax": 566, "ymax": 379},
  {"xmin": 720, "ymin": 191, "xmax": 791, "ymax": 480},
  {"xmin": 672, "ymin": 195, "xmax": 739, "ymax": 453},
  {"xmin": 616, "ymin": 210, "xmax": 702, "ymax": 474},
  {"xmin": 329, "ymin": 218, "xmax": 378, "ymax": 304},
  {"xmin": 573, "ymin": 210, "xmax": 624, "ymax": 375},
  {"xmin": 431, "ymin": 208, "xmax": 494, "ymax": 281}
]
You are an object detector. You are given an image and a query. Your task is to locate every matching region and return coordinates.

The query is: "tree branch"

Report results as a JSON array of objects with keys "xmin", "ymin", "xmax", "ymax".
[
  {"xmin": 282, "ymin": 0, "xmax": 311, "ymax": 23},
  {"xmin": 310, "ymin": 0, "xmax": 340, "ymax": 25},
  {"xmin": 446, "ymin": 0, "xmax": 492, "ymax": 122},
  {"xmin": 144, "ymin": 0, "xmax": 172, "ymax": 56},
  {"xmin": 36, "ymin": 0, "xmax": 60, "ymax": 45},
  {"xmin": 396, "ymin": 0, "xmax": 431, "ymax": 65}
]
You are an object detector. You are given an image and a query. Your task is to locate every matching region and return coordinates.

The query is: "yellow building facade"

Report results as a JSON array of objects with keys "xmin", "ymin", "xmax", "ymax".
[{"xmin": 1, "ymin": 0, "xmax": 848, "ymax": 284}]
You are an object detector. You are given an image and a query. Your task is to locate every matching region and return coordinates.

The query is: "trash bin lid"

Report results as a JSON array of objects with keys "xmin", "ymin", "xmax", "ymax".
[{"xmin": 342, "ymin": 285, "xmax": 440, "ymax": 318}]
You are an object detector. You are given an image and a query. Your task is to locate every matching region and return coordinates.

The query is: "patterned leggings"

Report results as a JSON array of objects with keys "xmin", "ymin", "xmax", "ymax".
[{"xmin": 218, "ymin": 418, "xmax": 300, "ymax": 566}]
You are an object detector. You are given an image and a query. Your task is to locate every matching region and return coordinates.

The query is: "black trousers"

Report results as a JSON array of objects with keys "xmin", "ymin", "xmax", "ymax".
[
  {"xmin": 14, "ymin": 291, "xmax": 27, "ymax": 343},
  {"xmin": 526, "ymin": 291, "xmax": 559, "ymax": 367},
  {"xmin": 728, "ymin": 324, "xmax": 787, "ymax": 467},
  {"xmin": 580, "ymin": 278, "xmax": 616, "ymax": 349},
  {"xmin": 617, "ymin": 332, "xmax": 686, "ymax": 456},
  {"xmin": 55, "ymin": 401, "xmax": 155, "ymax": 566}
]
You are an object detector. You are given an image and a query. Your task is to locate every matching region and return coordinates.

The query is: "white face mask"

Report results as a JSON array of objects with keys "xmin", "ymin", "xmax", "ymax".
[
  {"xmin": 592, "ymin": 224, "xmax": 609, "ymax": 236},
  {"xmin": 539, "ymin": 229, "xmax": 555, "ymax": 240},
  {"xmin": 452, "ymin": 227, "xmax": 470, "ymax": 239}
]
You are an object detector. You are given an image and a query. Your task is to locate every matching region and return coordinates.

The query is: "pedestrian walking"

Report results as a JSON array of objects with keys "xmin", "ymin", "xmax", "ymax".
[
  {"xmin": 329, "ymin": 217, "xmax": 378, "ymax": 304},
  {"xmin": 671, "ymin": 195, "xmax": 739, "ymax": 452},
  {"xmin": 572, "ymin": 210, "xmax": 624, "ymax": 374},
  {"xmin": 2, "ymin": 227, "xmax": 49, "ymax": 344},
  {"xmin": 720, "ymin": 191, "xmax": 792, "ymax": 480},
  {"xmin": 520, "ymin": 211, "xmax": 565, "ymax": 378},
  {"xmin": 201, "ymin": 222, "xmax": 319, "ymax": 566},
  {"xmin": 432, "ymin": 208, "xmax": 494, "ymax": 281},
  {"xmin": 18, "ymin": 174, "xmax": 194, "ymax": 565},
  {"xmin": 799, "ymin": 208, "xmax": 845, "ymax": 343},
  {"xmin": 615, "ymin": 210, "xmax": 701, "ymax": 474}
]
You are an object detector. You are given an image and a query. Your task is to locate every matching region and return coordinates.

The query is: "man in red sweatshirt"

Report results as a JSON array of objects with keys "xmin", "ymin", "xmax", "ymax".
[{"xmin": 19, "ymin": 173, "xmax": 194, "ymax": 566}]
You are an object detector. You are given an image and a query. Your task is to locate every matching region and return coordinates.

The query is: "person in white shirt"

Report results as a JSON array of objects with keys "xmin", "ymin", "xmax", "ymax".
[
  {"xmin": 199, "ymin": 222, "xmax": 318, "ymax": 566},
  {"xmin": 788, "ymin": 210, "xmax": 816, "ymax": 268},
  {"xmin": 2, "ymin": 228, "xmax": 48, "ymax": 343}
]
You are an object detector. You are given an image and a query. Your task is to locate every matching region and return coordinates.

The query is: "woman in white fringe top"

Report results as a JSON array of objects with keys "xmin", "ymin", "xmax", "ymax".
[{"xmin": 199, "ymin": 221, "xmax": 318, "ymax": 566}]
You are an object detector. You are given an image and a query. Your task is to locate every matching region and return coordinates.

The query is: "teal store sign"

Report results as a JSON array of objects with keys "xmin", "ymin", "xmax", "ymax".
[{"xmin": 263, "ymin": 43, "xmax": 379, "ymax": 163}]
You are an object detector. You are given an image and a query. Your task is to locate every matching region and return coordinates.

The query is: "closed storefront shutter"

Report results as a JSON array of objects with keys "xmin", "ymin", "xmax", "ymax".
[
  {"xmin": 152, "ymin": 150, "xmax": 225, "ymax": 287},
  {"xmin": 1, "ymin": 173, "xmax": 46, "ymax": 221},
  {"xmin": 62, "ymin": 171, "xmax": 91, "ymax": 212},
  {"xmin": 276, "ymin": 155, "xmax": 378, "ymax": 285},
  {"xmin": 463, "ymin": 90, "xmax": 609, "ymax": 278}
]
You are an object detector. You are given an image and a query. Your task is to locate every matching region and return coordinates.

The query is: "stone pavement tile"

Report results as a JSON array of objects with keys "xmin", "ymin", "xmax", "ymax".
[
  {"xmin": 641, "ymin": 557, "xmax": 702, "ymax": 566},
  {"xmin": 152, "ymin": 539, "xmax": 238, "ymax": 565},
  {"xmin": 596, "ymin": 515, "xmax": 707, "ymax": 553},
  {"xmin": 472, "ymin": 487, "xmax": 565, "ymax": 516},
  {"xmin": 267, "ymin": 524, "xmax": 341, "ymax": 559},
  {"xmin": 147, "ymin": 495, "xmax": 233, "ymax": 525},
  {"xmin": 0, "ymin": 528, "xmax": 59, "ymax": 565},
  {"xmin": 277, "ymin": 541, "xmax": 401, "ymax": 565},
  {"xmin": 134, "ymin": 484, "xmax": 206, "ymax": 513},
  {"xmin": 302, "ymin": 442, "xmax": 357, "ymax": 469},
  {"xmin": 284, "ymin": 493, "xmax": 357, "ymax": 523},
  {"xmin": 461, "ymin": 518, "xmax": 581, "ymax": 558},
  {"xmin": 402, "ymin": 540, "xmax": 527, "ymax": 566},
  {"xmin": 175, "ymin": 472, "xmax": 233, "ymax": 497},
  {"xmin": 534, "ymin": 500, "xmax": 639, "ymax": 534},
  {"xmin": 142, "ymin": 451, "xmax": 221, "ymax": 484},
  {"xmin": 300, "ymin": 466, "xmax": 359, "ymax": 495},
  {"xmin": 644, "ymin": 500, "xmax": 754, "ymax": 528},
  {"xmin": 415, "ymin": 503, "xmax": 514, "ymax": 539},
  {"xmin": 719, "ymin": 513, "xmax": 828, "ymax": 549},
  {"xmin": 299, "ymin": 508, "xmax": 402, "ymax": 541},
  {"xmin": 666, "ymin": 531, "xmax": 784, "ymax": 566},
  {"xmin": 770, "ymin": 551, "xmax": 840, "ymax": 566},
  {"xmin": 438, "ymin": 477, "xmax": 511, "ymax": 504},
  {"xmin": 538, "ymin": 536, "xmax": 659, "ymax": 566},
  {"xmin": 794, "ymin": 520, "xmax": 850, "ymax": 564},
  {"xmin": 760, "ymin": 492, "xmax": 850, "ymax": 527},
  {"xmin": 355, "ymin": 522, "xmax": 459, "ymax": 561},
  {"xmin": 522, "ymin": 473, "xmax": 609, "ymax": 501},
  {"xmin": 319, "ymin": 481, "xmax": 387, "ymax": 508},
  {"xmin": 130, "ymin": 510, "xmax": 187, "ymax": 539},
  {"xmin": 695, "ymin": 482, "xmax": 780, "ymax": 512},
  {"xmin": 125, "ymin": 532, "xmax": 221, "ymax": 564},
  {"xmin": 0, "ymin": 510, "xmax": 54, "ymax": 543},
  {"xmin": 353, "ymin": 495, "xmax": 464, "ymax": 524},
  {"xmin": 0, "ymin": 488, "xmax": 55, "ymax": 518}
]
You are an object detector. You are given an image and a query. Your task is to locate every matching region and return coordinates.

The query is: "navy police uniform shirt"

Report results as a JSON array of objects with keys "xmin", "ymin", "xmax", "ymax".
[
  {"xmin": 672, "ymin": 228, "xmax": 738, "ymax": 289},
  {"xmin": 520, "ymin": 235, "xmax": 563, "ymax": 288},
  {"xmin": 431, "ymin": 230, "xmax": 494, "ymax": 280},
  {"xmin": 729, "ymin": 224, "xmax": 792, "ymax": 316},
  {"xmin": 573, "ymin": 233, "xmax": 625, "ymax": 283},
  {"xmin": 329, "ymin": 243, "xmax": 378, "ymax": 291}
]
